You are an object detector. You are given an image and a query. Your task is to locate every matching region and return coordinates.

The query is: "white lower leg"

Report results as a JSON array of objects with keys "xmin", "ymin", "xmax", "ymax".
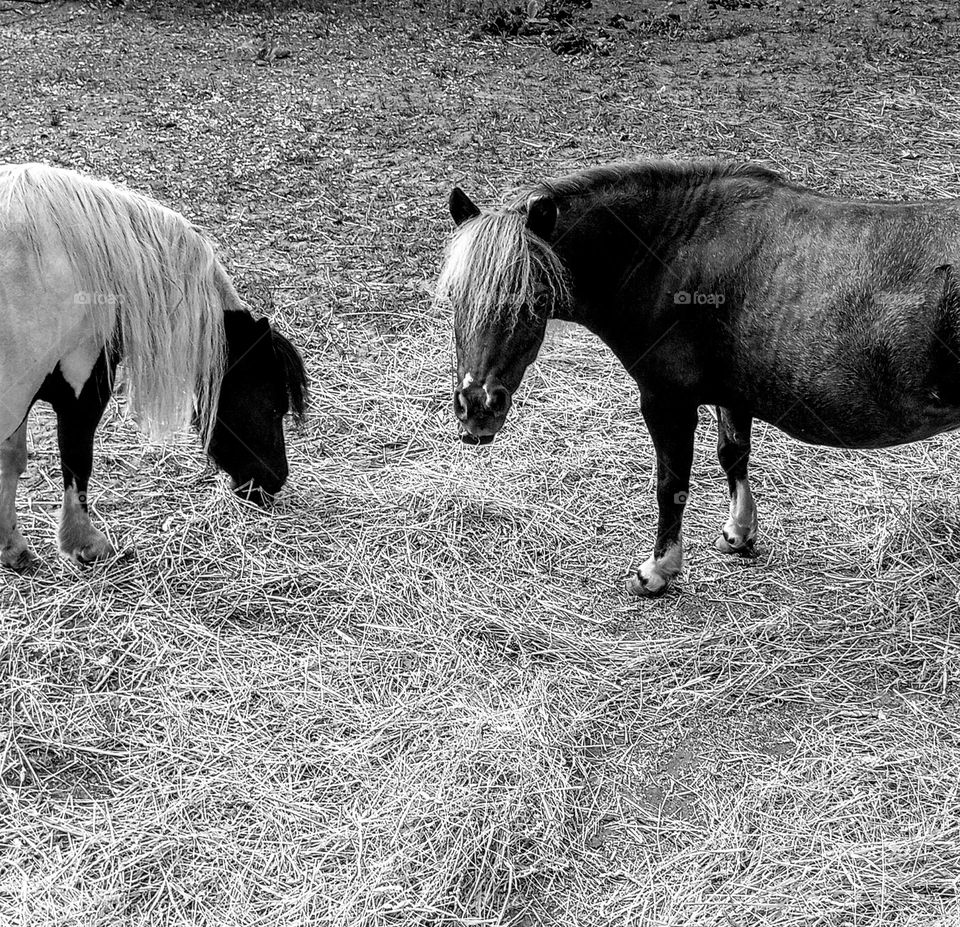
[
  {"xmin": 716, "ymin": 477, "xmax": 758, "ymax": 554},
  {"xmin": 0, "ymin": 423, "xmax": 33, "ymax": 570},
  {"xmin": 627, "ymin": 539, "xmax": 683, "ymax": 597},
  {"xmin": 59, "ymin": 484, "xmax": 114, "ymax": 563}
]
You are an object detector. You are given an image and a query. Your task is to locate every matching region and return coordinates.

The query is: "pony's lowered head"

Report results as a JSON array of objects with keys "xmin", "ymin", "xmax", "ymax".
[
  {"xmin": 207, "ymin": 311, "xmax": 308, "ymax": 506},
  {"xmin": 437, "ymin": 186, "xmax": 568, "ymax": 445}
]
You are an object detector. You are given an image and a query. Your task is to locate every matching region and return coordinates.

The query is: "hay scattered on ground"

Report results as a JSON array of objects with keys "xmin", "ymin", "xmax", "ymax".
[{"xmin": 2, "ymin": 1, "xmax": 960, "ymax": 924}]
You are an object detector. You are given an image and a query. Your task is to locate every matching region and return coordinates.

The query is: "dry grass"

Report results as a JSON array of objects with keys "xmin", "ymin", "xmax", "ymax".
[{"xmin": 2, "ymin": 1, "xmax": 960, "ymax": 924}]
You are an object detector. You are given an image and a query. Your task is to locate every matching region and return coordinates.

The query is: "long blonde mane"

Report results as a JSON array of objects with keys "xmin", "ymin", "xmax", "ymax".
[
  {"xmin": 0, "ymin": 163, "xmax": 233, "ymax": 444},
  {"xmin": 435, "ymin": 209, "xmax": 569, "ymax": 334}
]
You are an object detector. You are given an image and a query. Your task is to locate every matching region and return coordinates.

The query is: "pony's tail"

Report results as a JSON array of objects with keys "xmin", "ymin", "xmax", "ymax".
[{"xmin": 2, "ymin": 164, "xmax": 229, "ymax": 445}]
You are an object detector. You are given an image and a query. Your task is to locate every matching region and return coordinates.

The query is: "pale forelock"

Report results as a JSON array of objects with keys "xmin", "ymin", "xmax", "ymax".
[{"xmin": 435, "ymin": 210, "xmax": 569, "ymax": 337}]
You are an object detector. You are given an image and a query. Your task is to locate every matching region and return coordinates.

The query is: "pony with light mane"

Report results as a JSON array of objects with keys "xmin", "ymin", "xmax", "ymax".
[
  {"xmin": 0, "ymin": 164, "xmax": 307, "ymax": 570},
  {"xmin": 439, "ymin": 160, "xmax": 960, "ymax": 596}
]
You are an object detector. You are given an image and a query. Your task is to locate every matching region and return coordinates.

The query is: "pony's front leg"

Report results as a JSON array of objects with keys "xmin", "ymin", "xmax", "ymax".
[
  {"xmin": 53, "ymin": 356, "xmax": 116, "ymax": 564},
  {"xmin": 0, "ymin": 421, "xmax": 36, "ymax": 571},
  {"xmin": 715, "ymin": 406, "xmax": 758, "ymax": 555},
  {"xmin": 626, "ymin": 397, "xmax": 698, "ymax": 597}
]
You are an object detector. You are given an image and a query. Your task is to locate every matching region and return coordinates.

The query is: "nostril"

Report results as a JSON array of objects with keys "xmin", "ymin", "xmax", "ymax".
[
  {"xmin": 485, "ymin": 386, "xmax": 509, "ymax": 414},
  {"xmin": 454, "ymin": 389, "xmax": 469, "ymax": 420}
]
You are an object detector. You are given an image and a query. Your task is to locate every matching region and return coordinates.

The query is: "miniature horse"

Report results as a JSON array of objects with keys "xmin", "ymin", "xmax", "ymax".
[
  {"xmin": 439, "ymin": 161, "xmax": 960, "ymax": 595},
  {"xmin": 0, "ymin": 164, "xmax": 307, "ymax": 569}
]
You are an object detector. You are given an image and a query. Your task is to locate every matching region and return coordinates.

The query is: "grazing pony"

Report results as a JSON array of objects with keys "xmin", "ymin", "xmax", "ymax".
[
  {"xmin": 438, "ymin": 160, "xmax": 960, "ymax": 595},
  {"xmin": 0, "ymin": 164, "xmax": 307, "ymax": 569}
]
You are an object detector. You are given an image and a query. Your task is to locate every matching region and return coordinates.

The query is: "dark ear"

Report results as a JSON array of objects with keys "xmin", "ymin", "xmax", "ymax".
[
  {"xmin": 255, "ymin": 316, "xmax": 272, "ymax": 341},
  {"xmin": 224, "ymin": 310, "xmax": 270, "ymax": 356},
  {"xmin": 525, "ymin": 193, "xmax": 558, "ymax": 240},
  {"xmin": 449, "ymin": 187, "xmax": 481, "ymax": 226}
]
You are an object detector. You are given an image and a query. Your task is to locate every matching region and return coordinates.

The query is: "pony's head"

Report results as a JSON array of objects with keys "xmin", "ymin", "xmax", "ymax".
[
  {"xmin": 437, "ymin": 187, "xmax": 568, "ymax": 444},
  {"xmin": 207, "ymin": 312, "xmax": 308, "ymax": 505}
]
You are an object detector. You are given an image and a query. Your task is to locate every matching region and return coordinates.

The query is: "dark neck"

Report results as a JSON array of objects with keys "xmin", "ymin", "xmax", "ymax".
[{"xmin": 549, "ymin": 175, "xmax": 774, "ymax": 369}]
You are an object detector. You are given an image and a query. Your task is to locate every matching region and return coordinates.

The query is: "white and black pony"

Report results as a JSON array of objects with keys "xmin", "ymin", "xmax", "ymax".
[
  {"xmin": 0, "ymin": 164, "xmax": 307, "ymax": 569},
  {"xmin": 439, "ymin": 161, "xmax": 960, "ymax": 596}
]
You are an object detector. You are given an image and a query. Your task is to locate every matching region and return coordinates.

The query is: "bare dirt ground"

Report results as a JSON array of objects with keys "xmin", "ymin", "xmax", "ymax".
[{"xmin": 2, "ymin": 1, "xmax": 960, "ymax": 924}]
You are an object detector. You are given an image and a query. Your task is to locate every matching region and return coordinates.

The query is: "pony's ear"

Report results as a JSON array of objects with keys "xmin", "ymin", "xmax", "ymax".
[
  {"xmin": 525, "ymin": 194, "xmax": 558, "ymax": 239},
  {"xmin": 255, "ymin": 317, "xmax": 272, "ymax": 341},
  {"xmin": 450, "ymin": 187, "xmax": 481, "ymax": 226}
]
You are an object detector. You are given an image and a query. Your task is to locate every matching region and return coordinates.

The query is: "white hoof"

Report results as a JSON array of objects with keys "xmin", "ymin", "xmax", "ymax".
[
  {"xmin": 61, "ymin": 527, "xmax": 115, "ymax": 564},
  {"xmin": 1, "ymin": 533, "xmax": 37, "ymax": 572},
  {"xmin": 625, "ymin": 543, "xmax": 682, "ymax": 597},
  {"xmin": 715, "ymin": 515, "xmax": 757, "ymax": 556}
]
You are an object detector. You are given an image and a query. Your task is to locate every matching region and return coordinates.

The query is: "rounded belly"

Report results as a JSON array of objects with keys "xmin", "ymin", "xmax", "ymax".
[{"xmin": 755, "ymin": 398, "xmax": 960, "ymax": 449}]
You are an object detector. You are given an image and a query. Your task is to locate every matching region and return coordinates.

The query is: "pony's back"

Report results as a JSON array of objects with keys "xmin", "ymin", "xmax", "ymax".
[{"xmin": 0, "ymin": 164, "xmax": 231, "ymax": 441}]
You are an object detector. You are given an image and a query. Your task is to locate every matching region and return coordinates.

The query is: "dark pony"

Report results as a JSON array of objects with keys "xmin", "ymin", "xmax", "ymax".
[
  {"xmin": 439, "ymin": 160, "xmax": 960, "ymax": 595},
  {"xmin": 0, "ymin": 163, "xmax": 308, "ymax": 569}
]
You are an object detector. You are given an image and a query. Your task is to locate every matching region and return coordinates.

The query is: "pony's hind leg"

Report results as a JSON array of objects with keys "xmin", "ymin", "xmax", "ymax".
[
  {"xmin": 715, "ymin": 406, "xmax": 757, "ymax": 555},
  {"xmin": 52, "ymin": 353, "xmax": 116, "ymax": 564},
  {"xmin": 0, "ymin": 421, "xmax": 36, "ymax": 571},
  {"xmin": 626, "ymin": 397, "xmax": 698, "ymax": 597}
]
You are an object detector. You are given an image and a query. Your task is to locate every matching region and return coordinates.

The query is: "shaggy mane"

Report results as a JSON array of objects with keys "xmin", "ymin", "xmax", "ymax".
[
  {"xmin": 520, "ymin": 159, "xmax": 785, "ymax": 203},
  {"xmin": 0, "ymin": 163, "xmax": 235, "ymax": 444},
  {"xmin": 435, "ymin": 211, "xmax": 570, "ymax": 335},
  {"xmin": 272, "ymin": 329, "xmax": 308, "ymax": 422}
]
